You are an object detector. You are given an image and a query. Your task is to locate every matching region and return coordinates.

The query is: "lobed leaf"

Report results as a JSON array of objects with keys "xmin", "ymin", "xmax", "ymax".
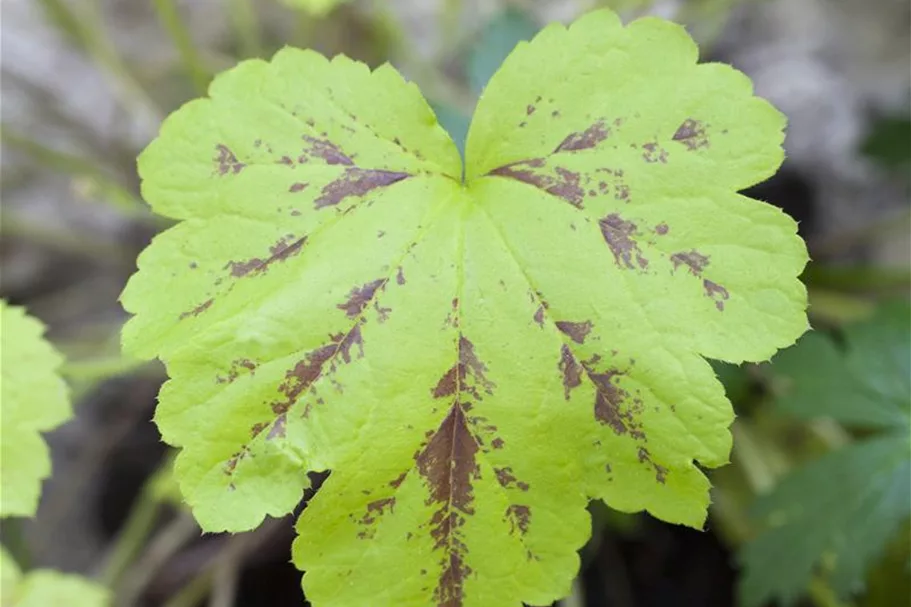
[
  {"xmin": 0, "ymin": 547, "xmax": 111, "ymax": 607},
  {"xmin": 0, "ymin": 301, "xmax": 72, "ymax": 518},
  {"xmin": 121, "ymin": 9, "xmax": 808, "ymax": 606},
  {"xmin": 740, "ymin": 301, "xmax": 911, "ymax": 605}
]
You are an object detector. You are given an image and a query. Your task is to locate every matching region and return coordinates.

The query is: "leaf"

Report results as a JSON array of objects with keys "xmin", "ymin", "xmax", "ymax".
[
  {"xmin": 740, "ymin": 302, "xmax": 911, "ymax": 606},
  {"xmin": 0, "ymin": 301, "xmax": 72, "ymax": 518},
  {"xmin": 739, "ymin": 436, "xmax": 911, "ymax": 606},
  {"xmin": 771, "ymin": 300, "xmax": 910, "ymax": 430},
  {"xmin": 467, "ymin": 8, "xmax": 540, "ymax": 96},
  {"xmin": 121, "ymin": 9, "xmax": 808, "ymax": 606},
  {"xmin": 0, "ymin": 547, "xmax": 111, "ymax": 607},
  {"xmin": 279, "ymin": 0, "xmax": 347, "ymax": 17}
]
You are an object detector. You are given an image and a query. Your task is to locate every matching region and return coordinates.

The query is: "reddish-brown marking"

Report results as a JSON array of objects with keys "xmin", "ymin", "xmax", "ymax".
[
  {"xmin": 396, "ymin": 267, "xmax": 406, "ymax": 285},
  {"xmin": 216, "ymin": 358, "xmax": 257, "ymax": 384},
  {"xmin": 337, "ymin": 279, "xmax": 385, "ymax": 319},
  {"xmin": 555, "ymin": 120, "xmax": 610, "ymax": 153},
  {"xmin": 270, "ymin": 327, "xmax": 364, "ymax": 416},
  {"xmin": 586, "ymin": 366, "xmax": 643, "ymax": 440},
  {"xmin": 505, "ymin": 504, "xmax": 531, "ymax": 535},
  {"xmin": 526, "ymin": 104, "xmax": 536, "ymax": 115},
  {"xmin": 179, "ymin": 298, "xmax": 213, "ymax": 320},
  {"xmin": 558, "ymin": 344, "xmax": 583, "ymax": 400},
  {"xmin": 491, "ymin": 437, "xmax": 505, "ymax": 450},
  {"xmin": 359, "ymin": 497, "xmax": 395, "ymax": 526},
  {"xmin": 301, "ymin": 135, "xmax": 355, "ymax": 166},
  {"xmin": 703, "ymin": 280, "xmax": 730, "ymax": 311},
  {"xmin": 314, "ymin": 168, "xmax": 411, "ymax": 209},
  {"xmin": 641, "ymin": 142, "xmax": 669, "ymax": 164},
  {"xmin": 494, "ymin": 467, "xmax": 518, "ymax": 489},
  {"xmin": 431, "ymin": 337, "xmax": 496, "ymax": 402},
  {"xmin": 555, "ymin": 320, "xmax": 593, "ymax": 344},
  {"xmin": 670, "ymin": 250, "xmax": 710, "ymax": 276},
  {"xmin": 533, "ymin": 305, "xmax": 545, "ymax": 327},
  {"xmin": 672, "ymin": 119, "xmax": 709, "ymax": 151},
  {"xmin": 416, "ymin": 406, "xmax": 479, "ymax": 607},
  {"xmin": 289, "ymin": 182, "xmax": 309, "ymax": 193},
  {"xmin": 655, "ymin": 223, "xmax": 669, "ymax": 235},
  {"xmin": 637, "ymin": 447, "xmax": 668, "ymax": 484},
  {"xmin": 214, "ymin": 144, "xmax": 246, "ymax": 175},
  {"xmin": 599, "ymin": 214, "xmax": 649, "ymax": 270},
  {"xmin": 389, "ymin": 472, "xmax": 407, "ymax": 489},
  {"xmin": 267, "ymin": 413, "xmax": 287, "ymax": 440},
  {"xmin": 226, "ymin": 236, "xmax": 307, "ymax": 278},
  {"xmin": 489, "ymin": 159, "xmax": 584, "ymax": 208}
]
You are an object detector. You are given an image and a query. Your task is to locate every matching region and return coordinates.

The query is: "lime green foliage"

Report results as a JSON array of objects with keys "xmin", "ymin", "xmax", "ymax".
[
  {"xmin": 280, "ymin": 0, "xmax": 347, "ymax": 17},
  {"xmin": 0, "ymin": 301, "xmax": 72, "ymax": 518},
  {"xmin": 122, "ymin": 9, "xmax": 807, "ymax": 605},
  {"xmin": 467, "ymin": 8, "xmax": 539, "ymax": 96},
  {"xmin": 740, "ymin": 301, "xmax": 911, "ymax": 606},
  {"xmin": 0, "ymin": 547, "xmax": 110, "ymax": 607}
]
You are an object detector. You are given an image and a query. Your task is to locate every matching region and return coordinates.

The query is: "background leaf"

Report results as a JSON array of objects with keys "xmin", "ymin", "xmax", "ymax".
[
  {"xmin": 739, "ymin": 302, "xmax": 911, "ymax": 605},
  {"xmin": 0, "ymin": 301, "xmax": 72, "ymax": 518},
  {"xmin": 0, "ymin": 547, "xmax": 111, "ymax": 607}
]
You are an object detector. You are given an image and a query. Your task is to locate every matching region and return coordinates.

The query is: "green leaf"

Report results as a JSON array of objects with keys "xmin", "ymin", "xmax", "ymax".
[
  {"xmin": 467, "ymin": 8, "xmax": 539, "ymax": 96},
  {"xmin": 279, "ymin": 0, "xmax": 347, "ymax": 17},
  {"xmin": 121, "ymin": 9, "xmax": 808, "ymax": 606},
  {"xmin": 771, "ymin": 300, "xmax": 910, "ymax": 430},
  {"xmin": 740, "ymin": 301, "xmax": 911, "ymax": 606},
  {"xmin": 0, "ymin": 302, "xmax": 71, "ymax": 518},
  {"xmin": 0, "ymin": 547, "xmax": 111, "ymax": 607},
  {"xmin": 739, "ymin": 435, "xmax": 911, "ymax": 606}
]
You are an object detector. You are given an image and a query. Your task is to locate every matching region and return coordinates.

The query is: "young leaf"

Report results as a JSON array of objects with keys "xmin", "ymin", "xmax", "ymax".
[
  {"xmin": 0, "ymin": 547, "xmax": 111, "ymax": 607},
  {"xmin": 0, "ymin": 301, "xmax": 72, "ymax": 518},
  {"xmin": 121, "ymin": 9, "xmax": 808, "ymax": 606},
  {"xmin": 279, "ymin": 0, "xmax": 347, "ymax": 17},
  {"xmin": 740, "ymin": 301, "xmax": 911, "ymax": 606}
]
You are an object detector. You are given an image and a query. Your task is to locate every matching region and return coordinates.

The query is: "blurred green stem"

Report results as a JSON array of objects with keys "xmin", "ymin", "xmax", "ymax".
[
  {"xmin": 226, "ymin": 0, "xmax": 263, "ymax": 58},
  {"xmin": 98, "ymin": 486, "xmax": 163, "ymax": 588},
  {"xmin": 38, "ymin": 0, "xmax": 161, "ymax": 121},
  {"xmin": 152, "ymin": 0, "xmax": 210, "ymax": 94}
]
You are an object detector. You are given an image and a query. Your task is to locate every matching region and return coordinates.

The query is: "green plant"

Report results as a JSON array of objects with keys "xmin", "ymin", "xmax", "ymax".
[
  {"xmin": 119, "ymin": 7, "xmax": 809, "ymax": 606},
  {"xmin": 740, "ymin": 301, "xmax": 911, "ymax": 607},
  {"xmin": 0, "ymin": 301, "xmax": 110, "ymax": 606}
]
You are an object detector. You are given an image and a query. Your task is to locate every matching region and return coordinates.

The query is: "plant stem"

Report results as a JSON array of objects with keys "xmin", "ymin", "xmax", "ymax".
[
  {"xmin": 97, "ymin": 489, "xmax": 163, "ymax": 588},
  {"xmin": 226, "ymin": 0, "xmax": 263, "ymax": 58},
  {"xmin": 152, "ymin": 0, "xmax": 210, "ymax": 95},
  {"xmin": 38, "ymin": 0, "xmax": 162, "ymax": 123}
]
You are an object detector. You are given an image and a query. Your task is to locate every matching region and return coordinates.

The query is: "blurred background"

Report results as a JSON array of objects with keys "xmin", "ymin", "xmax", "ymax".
[{"xmin": 0, "ymin": 0, "xmax": 909, "ymax": 606}]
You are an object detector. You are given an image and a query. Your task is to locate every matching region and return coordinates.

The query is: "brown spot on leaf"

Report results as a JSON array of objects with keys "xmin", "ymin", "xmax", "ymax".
[
  {"xmin": 179, "ymin": 298, "xmax": 213, "ymax": 320},
  {"xmin": 489, "ymin": 159, "xmax": 584, "ymax": 208},
  {"xmin": 505, "ymin": 505, "xmax": 531, "ymax": 535},
  {"xmin": 272, "ymin": 327, "xmax": 364, "ymax": 416},
  {"xmin": 267, "ymin": 413, "xmax": 287, "ymax": 440},
  {"xmin": 494, "ymin": 467, "xmax": 518, "ymax": 488},
  {"xmin": 556, "ymin": 320, "xmax": 593, "ymax": 344},
  {"xmin": 337, "ymin": 279, "xmax": 385, "ymax": 319},
  {"xmin": 314, "ymin": 168, "xmax": 410, "ymax": 209},
  {"xmin": 491, "ymin": 437, "xmax": 505, "ymax": 450},
  {"xmin": 642, "ymin": 142, "xmax": 669, "ymax": 164},
  {"xmin": 555, "ymin": 120, "xmax": 610, "ymax": 153},
  {"xmin": 558, "ymin": 345, "xmax": 583, "ymax": 400},
  {"xmin": 360, "ymin": 497, "xmax": 395, "ymax": 526},
  {"xmin": 289, "ymin": 182, "xmax": 309, "ymax": 193},
  {"xmin": 216, "ymin": 358, "xmax": 257, "ymax": 384},
  {"xmin": 671, "ymin": 250, "xmax": 710, "ymax": 276},
  {"xmin": 526, "ymin": 104, "xmax": 536, "ymax": 115},
  {"xmin": 301, "ymin": 135, "xmax": 354, "ymax": 166},
  {"xmin": 396, "ymin": 267, "xmax": 406, "ymax": 285},
  {"xmin": 389, "ymin": 472, "xmax": 407, "ymax": 489},
  {"xmin": 637, "ymin": 447, "xmax": 668, "ymax": 483},
  {"xmin": 214, "ymin": 144, "xmax": 246, "ymax": 175},
  {"xmin": 226, "ymin": 236, "xmax": 307, "ymax": 278},
  {"xmin": 599, "ymin": 214, "xmax": 649, "ymax": 270},
  {"xmin": 655, "ymin": 223, "xmax": 669, "ymax": 235},
  {"xmin": 533, "ymin": 305, "xmax": 545, "ymax": 327},
  {"xmin": 672, "ymin": 119, "xmax": 709, "ymax": 151},
  {"xmin": 416, "ymin": 406, "xmax": 479, "ymax": 607},
  {"xmin": 431, "ymin": 337, "xmax": 496, "ymax": 402},
  {"xmin": 703, "ymin": 279, "xmax": 730, "ymax": 311}
]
